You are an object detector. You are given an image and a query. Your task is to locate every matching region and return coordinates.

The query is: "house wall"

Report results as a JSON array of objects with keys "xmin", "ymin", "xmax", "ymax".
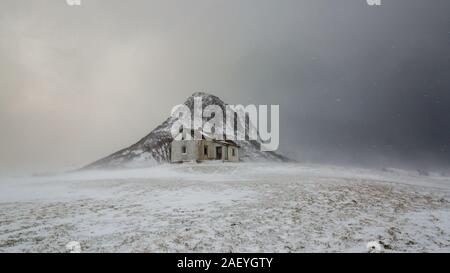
[
  {"xmin": 198, "ymin": 140, "xmax": 212, "ymax": 161},
  {"xmin": 204, "ymin": 141, "xmax": 239, "ymax": 162},
  {"xmin": 227, "ymin": 146, "xmax": 239, "ymax": 162},
  {"xmin": 171, "ymin": 140, "xmax": 239, "ymax": 162},
  {"xmin": 197, "ymin": 140, "xmax": 225, "ymax": 161},
  {"xmin": 171, "ymin": 140, "xmax": 201, "ymax": 163}
]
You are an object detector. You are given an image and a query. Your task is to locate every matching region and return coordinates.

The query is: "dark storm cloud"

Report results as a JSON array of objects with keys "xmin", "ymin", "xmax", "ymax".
[{"xmin": 0, "ymin": 0, "xmax": 449, "ymax": 173}]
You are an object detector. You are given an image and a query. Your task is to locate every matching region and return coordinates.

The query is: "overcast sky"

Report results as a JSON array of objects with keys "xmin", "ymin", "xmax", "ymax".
[{"xmin": 0, "ymin": 0, "xmax": 449, "ymax": 173}]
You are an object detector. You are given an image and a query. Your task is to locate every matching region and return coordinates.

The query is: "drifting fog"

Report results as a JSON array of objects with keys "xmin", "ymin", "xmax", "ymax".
[{"xmin": 0, "ymin": 0, "xmax": 449, "ymax": 174}]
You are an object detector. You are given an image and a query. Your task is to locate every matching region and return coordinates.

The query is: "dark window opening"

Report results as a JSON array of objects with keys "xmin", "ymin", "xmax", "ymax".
[
  {"xmin": 215, "ymin": 146, "xmax": 222, "ymax": 160},
  {"xmin": 232, "ymin": 148, "xmax": 235, "ymax": 156},
  {"xmin": 182, "ymin": 146, "xmax": 187, "ymax": 154},
  {"xmin": 204, "ymin": 146, "xmax": 208, "ymax": 156}
]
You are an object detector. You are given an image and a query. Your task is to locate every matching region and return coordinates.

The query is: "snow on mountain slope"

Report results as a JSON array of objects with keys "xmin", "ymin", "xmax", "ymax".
[{"xmin": 83, "ymin": 92, "xmax": 290, "ymax": 169}]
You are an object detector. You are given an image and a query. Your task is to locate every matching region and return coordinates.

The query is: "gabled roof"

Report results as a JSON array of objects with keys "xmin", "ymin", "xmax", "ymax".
[
  {"xmin": 212, "ymin": 139, "xmax": 239, "ymax": 147},
  {"xmin": 173, "ymin": 129, "xmax": 240, "ymax": 147}
]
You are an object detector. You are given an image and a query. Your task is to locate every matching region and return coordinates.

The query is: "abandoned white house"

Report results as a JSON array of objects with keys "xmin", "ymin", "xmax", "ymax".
[{"xmin": 170, "ymin": 130, "xmax": 239, "ymax": 163}]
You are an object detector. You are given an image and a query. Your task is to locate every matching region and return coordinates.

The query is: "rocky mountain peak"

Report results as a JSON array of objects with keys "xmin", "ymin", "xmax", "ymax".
[{"xmin": 83, "ymin": 93, "xmax": 290, "ymax": 170}]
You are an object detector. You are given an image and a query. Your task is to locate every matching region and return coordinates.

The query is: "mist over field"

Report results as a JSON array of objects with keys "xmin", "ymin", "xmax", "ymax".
[{"xmin": 1, "ymin": 163, "xmax": 449, "ymax": 253}]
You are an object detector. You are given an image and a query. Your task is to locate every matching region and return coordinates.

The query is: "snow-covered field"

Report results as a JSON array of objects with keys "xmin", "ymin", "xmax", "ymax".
[{"xmin": 0, "ymin": 163, "xmax": 449, "ymax": 253}]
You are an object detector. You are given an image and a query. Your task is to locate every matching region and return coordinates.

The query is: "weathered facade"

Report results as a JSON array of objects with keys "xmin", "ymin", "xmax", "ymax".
[{"xmin": 170, "ymin": 131, "xmax": 239, "ymax": 163}]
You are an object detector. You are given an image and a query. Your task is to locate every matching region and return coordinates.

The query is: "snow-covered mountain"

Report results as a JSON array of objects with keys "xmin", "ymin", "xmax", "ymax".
[{"xmin": 83, "ymin": 92, "xmax": 290, "ymax": 169}]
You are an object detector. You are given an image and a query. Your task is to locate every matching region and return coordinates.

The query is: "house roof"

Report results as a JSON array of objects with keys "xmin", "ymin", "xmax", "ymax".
[
  {"xmin": 173, "ymin": 129, "xmax": 240, "ymax": 147},
  {"xmin": 212, "ymin": 139, "xmax": 239, "ymax": 147}
]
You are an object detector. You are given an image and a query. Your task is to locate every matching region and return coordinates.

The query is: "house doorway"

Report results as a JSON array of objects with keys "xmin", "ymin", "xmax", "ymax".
[
  {"xmin": 224, "ymin": 146, "xmax": 228, "ymax": 160},
  {"xmin": 215, "ymin": 146, "xmax": 222, "ymax": 160}
]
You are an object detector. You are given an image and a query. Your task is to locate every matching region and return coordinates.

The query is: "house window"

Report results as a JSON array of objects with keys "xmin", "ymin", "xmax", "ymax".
[
  {"xmin": 232, "ymin": 148, "xmax": 235, "ymax": 156},
  {"xmin": 182, "ymin": 146, "xmax": 187, "ymax": 154},
  {"xmin": 204, "ymin": 145, "xmax": 208, "ymax": 156}
]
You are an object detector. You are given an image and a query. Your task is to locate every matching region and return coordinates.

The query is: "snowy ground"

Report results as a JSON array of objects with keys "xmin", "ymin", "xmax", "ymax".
[{"xmin": 0, "ymin": 163, "xmax": 449, "ymax": 253}]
